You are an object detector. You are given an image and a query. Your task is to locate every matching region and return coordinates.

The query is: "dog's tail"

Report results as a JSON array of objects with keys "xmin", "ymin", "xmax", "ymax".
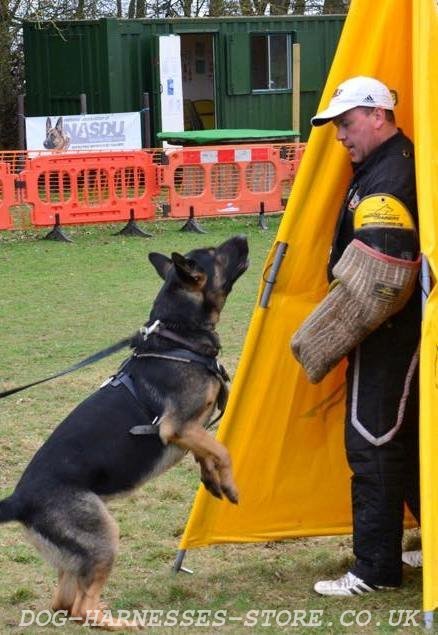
[{"xmin": 0, "ymin": 495, "xmax": 20, "ymax": 524}]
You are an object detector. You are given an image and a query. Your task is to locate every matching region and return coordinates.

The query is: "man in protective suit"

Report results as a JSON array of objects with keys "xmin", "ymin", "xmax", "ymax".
[{"xmin": 298, "ymin": 77, "xmax": 422, "ymax": 595}]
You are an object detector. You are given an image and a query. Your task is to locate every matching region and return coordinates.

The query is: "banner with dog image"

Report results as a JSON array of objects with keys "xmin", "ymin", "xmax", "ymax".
[
  {"xmin": 180, "ymin": 0, "xmax": 438, "ymax": 611},
  {"xmin": 25, "ymin": 112, "xmax": 142, "ymax": 152}
]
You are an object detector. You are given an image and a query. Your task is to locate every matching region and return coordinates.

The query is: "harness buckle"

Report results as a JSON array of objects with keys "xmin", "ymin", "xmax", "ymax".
[
  {"xmin": 129, "ymin": 417, "xmax": 160, "ymax": 436},
  {"xmin": 217, "ymin": 362, "xmax": 230, "ymax": 383}
]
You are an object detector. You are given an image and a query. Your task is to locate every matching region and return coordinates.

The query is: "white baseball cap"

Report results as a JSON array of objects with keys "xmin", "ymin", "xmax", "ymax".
[{"xmin": 311, "ymin": 76, "xmax": 396, "ymax": 126}]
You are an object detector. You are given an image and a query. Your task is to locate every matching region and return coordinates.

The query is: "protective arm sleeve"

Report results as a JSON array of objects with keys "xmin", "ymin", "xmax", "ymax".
[{"xmin": 290, "ymin": 239, "xmax": 420, "ymax": 384}]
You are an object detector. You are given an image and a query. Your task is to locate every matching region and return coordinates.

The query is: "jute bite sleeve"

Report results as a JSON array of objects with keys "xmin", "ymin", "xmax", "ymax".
[{"xmin": 290, "ymin": 239, "xmax": 420, "ymax": 383}]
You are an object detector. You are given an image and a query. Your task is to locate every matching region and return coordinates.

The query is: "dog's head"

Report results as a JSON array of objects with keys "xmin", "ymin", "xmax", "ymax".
[
  {"xmin": 43, "ymin": 117, "xmax": 70, "ymax": 150},
  {"xmin": 148, "ymin": 235, "xmax": 249, "ymax": 327}
]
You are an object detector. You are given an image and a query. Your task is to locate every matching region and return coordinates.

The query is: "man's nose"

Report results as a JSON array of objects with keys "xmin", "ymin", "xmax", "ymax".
[{"xmin": 336, "ymin": 126, "xmax": 346, "ymax": 141}]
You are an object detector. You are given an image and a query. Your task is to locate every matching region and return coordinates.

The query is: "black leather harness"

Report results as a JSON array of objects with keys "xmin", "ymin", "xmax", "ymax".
[{"xmin": 106, "ymin": 322, "xmax": 230, "ymax": 436}]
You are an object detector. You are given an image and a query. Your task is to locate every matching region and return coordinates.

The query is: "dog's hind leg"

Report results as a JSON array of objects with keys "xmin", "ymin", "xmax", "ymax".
[
  {"xmin": 26, "ymin": 491, "xmax": 137, "ymax": 630},
  {"xmin": 66, "ymin": 497, "xmax": 138, "ymax": 631},
  {"xmin": 71, "ymin": 566, "xmax": 118, "ymax": 629},
  {"xmin": 72, "ymin": 572, "xmax": 139, "ymax": 631},
  {"xmin": 52, "ymin": 569, "xmax": 77, "ymax": 612}
]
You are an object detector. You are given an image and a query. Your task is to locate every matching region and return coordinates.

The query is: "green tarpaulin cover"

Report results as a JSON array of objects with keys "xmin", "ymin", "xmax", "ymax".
[{"xmin": 157, "ymin": 129, "xmax": 300, "ymax": 145}]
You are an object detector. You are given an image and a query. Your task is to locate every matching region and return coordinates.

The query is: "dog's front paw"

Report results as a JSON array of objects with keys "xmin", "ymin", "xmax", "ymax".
[
  {"xmin": 222, "ymin": 484, "xmax": 239, "ymax": 505},
  {"xmin": 202, "ymin": 478, "xmax": 223, "ymax": 500}
]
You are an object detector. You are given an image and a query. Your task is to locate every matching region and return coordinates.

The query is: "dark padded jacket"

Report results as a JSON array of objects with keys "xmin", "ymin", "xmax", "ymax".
[{"xmin": 328, "ymin": 130, "xmax": 418, "ymax": 277}]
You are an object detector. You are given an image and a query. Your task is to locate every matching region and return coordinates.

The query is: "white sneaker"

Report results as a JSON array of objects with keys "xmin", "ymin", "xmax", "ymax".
[
  {"xmin": 314, "ymin": 571, "xmax": 396, "ymax": 596},
  {"xmin": 402, "ymin": 550, "xmax": 422, "ymax": 568}
]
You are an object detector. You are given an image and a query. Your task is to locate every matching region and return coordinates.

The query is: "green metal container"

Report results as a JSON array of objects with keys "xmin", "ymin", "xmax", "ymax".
[{"xmin": 23, "ymin": 15, "xmax": 345, "ymax": 144}]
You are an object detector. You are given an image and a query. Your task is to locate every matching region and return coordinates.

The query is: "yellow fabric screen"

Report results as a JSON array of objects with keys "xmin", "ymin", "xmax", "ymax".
[
  {"xmin": 180, "ymin": 0, "xmax": 438, "ymax": 613},
  {"xmin": 413, "ymin": 0, "xmax": 438, "ymax": 614}
]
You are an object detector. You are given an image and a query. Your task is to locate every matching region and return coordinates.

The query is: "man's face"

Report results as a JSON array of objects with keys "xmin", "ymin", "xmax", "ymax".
[{"xmin": 333, "ymin": 107, "xmax": 381, "ymax": 164}]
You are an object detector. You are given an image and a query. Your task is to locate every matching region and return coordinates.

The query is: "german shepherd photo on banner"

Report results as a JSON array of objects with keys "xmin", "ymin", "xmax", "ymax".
[{"xmin": 43, "ymin": 116, "xmax": 71, "ymax": 151}]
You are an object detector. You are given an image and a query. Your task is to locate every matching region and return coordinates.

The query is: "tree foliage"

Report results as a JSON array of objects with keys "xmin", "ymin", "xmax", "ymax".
[{"xmin": 0, "ymin": 0, "xmax": 349, "ymax": 148}]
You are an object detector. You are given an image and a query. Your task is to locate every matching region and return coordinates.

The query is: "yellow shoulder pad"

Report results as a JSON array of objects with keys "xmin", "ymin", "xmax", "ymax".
[{"xmin": 354, "ymin": 194, "xmax": 416, "ymax": 230}]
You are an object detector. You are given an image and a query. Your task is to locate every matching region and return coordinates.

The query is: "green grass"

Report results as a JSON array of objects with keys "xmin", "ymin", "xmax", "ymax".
[{"xmin": 0, "ymin": 216, "xmax": 423, "ymax": 634}]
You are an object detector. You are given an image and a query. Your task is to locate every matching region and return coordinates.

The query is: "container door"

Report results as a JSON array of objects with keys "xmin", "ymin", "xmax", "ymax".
[{"xmin": 159, "ymin": 35, "xmax": 184, "ymax": 133}]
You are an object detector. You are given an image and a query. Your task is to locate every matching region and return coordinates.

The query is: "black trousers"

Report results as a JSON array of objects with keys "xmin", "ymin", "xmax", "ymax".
[{"xmin": 345, "ymin": 316, "xmax": 420, "ymax": 588}]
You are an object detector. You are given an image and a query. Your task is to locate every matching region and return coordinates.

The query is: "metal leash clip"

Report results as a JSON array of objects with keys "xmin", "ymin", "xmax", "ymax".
[{"xmin": 138, "ymin": 320, "xmax": 161, "ymax": 341}]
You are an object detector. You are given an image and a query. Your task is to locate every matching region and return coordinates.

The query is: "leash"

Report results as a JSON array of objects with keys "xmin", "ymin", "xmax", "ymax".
[
  {"xmin": 0, "ymin": 337, "xmax": 132, "ymax": 400},
  {"xmin": 0, "ymin": 321, "xmax": 163, "ymax": 401},
  {"xmin": 1, "ymin": 318, "xmax": 229, "ymax": 433},
  {"xmin": 2, "ymin": 318, "xmax": 229, "ymax": 448}
]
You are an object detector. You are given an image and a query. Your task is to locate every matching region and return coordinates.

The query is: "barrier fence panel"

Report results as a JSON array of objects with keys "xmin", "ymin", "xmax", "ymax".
[
  {"xmin": 0, "ymin": 160, "xmax": 15, "ymax": 230},
  {"xmin": 19, "ymin": 151, "xmax": 160, "ymax": 227},
  {"xmin": 0, "ymin": 144, "xmax": 306, "ymax": 232},
  {"xmin": 162, "ymin": 143, "xmax": 305, "ymax": 219},
  {"xmin": 274, "ymin": 143, "xmax": 306, "ymax": 204}
]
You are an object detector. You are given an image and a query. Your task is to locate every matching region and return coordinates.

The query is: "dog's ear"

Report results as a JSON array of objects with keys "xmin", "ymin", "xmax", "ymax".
[
  {"xmin": 55, "ymin": 117, "xmax": 63, "ymax": 132},
  {"xmin": 46, "ymin": 117, "xmax": 52, "ymax": 132},
  {"xmin": 171, "ymin": 252, "xmax": 207, "ymax": 287},
  {"xmin": 148, "ymin": 252, "xmax": 172, "ymax": 280}
]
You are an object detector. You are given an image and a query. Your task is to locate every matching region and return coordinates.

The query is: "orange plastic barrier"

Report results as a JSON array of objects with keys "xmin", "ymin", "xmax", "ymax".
[
  {"xmin": 19, "ymin": 151, "xmax": 160, "ymax": 227},
  {"xmin": 162, "ymin": 144, "xmax": 299, "ymax": 218},
  {"xmin": 0, "ymin": 161, "xmax": 15, "ymax": 230},
  {"xmin": 276, "ymin": 142, "xmax": 306, "ymax": 174},
  {"xmin": 0, "ymin": 145, "xmax": 306, "ymax": 232}
]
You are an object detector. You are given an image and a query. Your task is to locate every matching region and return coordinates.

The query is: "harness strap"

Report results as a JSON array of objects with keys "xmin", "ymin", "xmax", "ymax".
[
  {"xmin": 109, "ymin": 372, "xmax": 138, "ymax": 401},
  {"xmin": 135, "ymin": 348, "xmax": 229, "ymax": 383},
  {"xmin": 101, "ymin": 370, "xmax": 161, "ymax": 436},
  {"xmin": 158, "ymin": 327, "xmax": 219, "ymax": 356},
  {"xmin": 125, "ymin": 348, "xmax": 230, "ymax": 436}
]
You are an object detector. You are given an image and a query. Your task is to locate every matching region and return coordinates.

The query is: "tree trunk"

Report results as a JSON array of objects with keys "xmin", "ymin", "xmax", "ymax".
[
  {"xmin": 270, "ymin": 0, "xmax": 291, "ymax": 15},
  {"xmin": 136, "ymin": 0, "xmax": 146, "ymax": 16},
  {"xmin": 74, "ymin": 0, "xmax": 85, "ymax": 19},
  {"xmin": 253, "ymin": 0, "xmax": 269, "ymax": 14},
  {"xmin": 323, "ymin": 0, "xmax": 347, "ymax": 14},
  {"xmin": 0, "ymin": 0, "xmax": 16, "ymax": 148},
  {"xmin": 238, "ymin": 0, "xmax": 254, "ymax": 14},
  {"xmin": 291, "ymin": 0, "xmax": 306, "ymax": 14}
]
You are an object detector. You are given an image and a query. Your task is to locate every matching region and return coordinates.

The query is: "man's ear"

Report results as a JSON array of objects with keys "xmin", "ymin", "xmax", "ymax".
[
  {"xmin": 171, "ymin": 252, "xmax": 207, "ymax": 287},
  {"xmin": 148, "ymin": 252, "xmax": 173, "ymax": 280},
  {"xmin": 373, "ymin": 107, "xmax": 386, "ymax": 128}
]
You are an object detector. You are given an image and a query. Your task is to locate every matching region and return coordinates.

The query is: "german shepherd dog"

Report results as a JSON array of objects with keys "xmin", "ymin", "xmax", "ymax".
[
  {"xmin": 43, "ymin": 116, "xmax": 71, "ymax": 150},
  {"xmin": 0, "ymin": 235, "xmax": 249, "ymax": 630}
]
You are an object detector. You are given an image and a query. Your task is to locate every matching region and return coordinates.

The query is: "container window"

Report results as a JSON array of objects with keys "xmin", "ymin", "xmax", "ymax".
[{"xmin": 251, "ymin": 34, "xmax": 291, "ymax": 91}]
